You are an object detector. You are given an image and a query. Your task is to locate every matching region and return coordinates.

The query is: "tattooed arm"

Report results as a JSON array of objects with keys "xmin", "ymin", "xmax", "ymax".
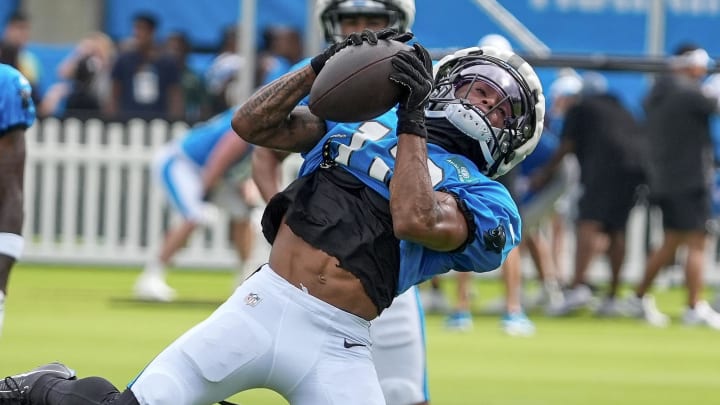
[{"xmin": 231, "ymin": 65, "xmax": 327, "ymax": 154}]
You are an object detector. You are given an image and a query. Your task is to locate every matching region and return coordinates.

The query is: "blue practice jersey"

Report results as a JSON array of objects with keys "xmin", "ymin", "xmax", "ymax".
[
  {"xmin": 179, "ymin": 108, "xmax": 247, "ymax": 166},
  {"xmin": 0, "ymin": 63, "xmax": 35, "ymax": 135},
  {"xmin": 296, "ymin": 109, "xmax": 522, "ymax": 294}
]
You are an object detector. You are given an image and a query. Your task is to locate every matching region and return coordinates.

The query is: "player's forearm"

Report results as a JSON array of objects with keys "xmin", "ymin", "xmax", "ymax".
[
  {"xmin": 390, "ymin": 134, "xmax": 439, "ymax": 236},
  {"xmin": 232, "ymin": 66, "xmax": 315, "ymax": 146},
  {"xmin": 390, "ymin": 134, "xmax": 469, "ymax": 251}
]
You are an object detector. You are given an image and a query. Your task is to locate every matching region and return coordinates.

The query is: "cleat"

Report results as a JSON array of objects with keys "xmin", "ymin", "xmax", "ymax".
[
  {"xmin": 501, "ymin": 311, "xmax": 535, "ymax": 337},
  {"xmin": 0, "ymin": 362, "xmax": 76, "ymax": 403},
  {"xmin": 444, "ymin": 311, "xmax": 473, "ymax": 331},
  {"xmin": 563, "ymin": 284, "xmax": 593, "ymax": 311},
  {"xmin": 682, "ymin": 301, "xmax": 720, "ymax": 330},
  {"xmin": 593, "ymin": 297, "xmax": 624, "ymax": 318},
  {"xmin": 623, "ymin": 294, "xmax": 670, "ymax": 327},
  {"xmin": 134, "ymin": 274, "xmax": 176, "ymax": 302}
]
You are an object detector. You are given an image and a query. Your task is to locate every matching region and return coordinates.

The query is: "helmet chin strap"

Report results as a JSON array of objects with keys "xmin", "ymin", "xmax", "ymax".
[{"xmin": 426, "ymin": 105, "xmax": 497, "ymax": 170}]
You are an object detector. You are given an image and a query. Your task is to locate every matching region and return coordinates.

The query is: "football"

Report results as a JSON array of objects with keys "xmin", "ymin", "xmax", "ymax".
[{"xmin": 309, "ymin": 40, "xmax": 412, "ymax": 122}]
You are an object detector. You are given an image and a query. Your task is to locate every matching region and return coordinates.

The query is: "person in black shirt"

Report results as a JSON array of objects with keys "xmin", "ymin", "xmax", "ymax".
[
  {"xmin": 532, "ymin": 71, "xmax": 645, "ymax": 316},
  {"xmin": 624, "ymin": 44, "xmax": 720, "ymax": 329}
]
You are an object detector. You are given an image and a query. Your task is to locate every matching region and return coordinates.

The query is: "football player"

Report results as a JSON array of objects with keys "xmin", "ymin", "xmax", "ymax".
[
  {"xmin": 0, "ymin": 61, "xmax": 35, "ymax": 336},
  {"xmin": 0, "ymin": 27, "xmax": 544, "ymax": 405},
  {"xmin": 252, "ymin": 1, "xmax": 430, "ymax": 404}
]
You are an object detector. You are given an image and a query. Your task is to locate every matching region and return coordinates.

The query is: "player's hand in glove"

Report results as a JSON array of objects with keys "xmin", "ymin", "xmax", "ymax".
[
  {"xmin": 390, "ymin": 43, "xmax": 434, "ymax": 138},
  {"xmin": 310, "ymin": 29, "xmax": 414, "ymax": 75}
]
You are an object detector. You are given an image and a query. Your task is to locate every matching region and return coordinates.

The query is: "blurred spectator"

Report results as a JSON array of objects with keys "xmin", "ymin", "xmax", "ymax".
[
  {"xmin": 134, "ymin": 108, "xmax": 257, "ymax": 302},
  {"xmin": 164, "ymin": 31, "xmax": 208, "ymax": 123},
  {"xmin": 543, "ymin": 71, "xmax": 583, "ymax": 284},
  {"xmin": 514, "ymin": 126, "xmax": 575, "ymax": 316},
  {"xmin": 0, "ymin": 40, "xmax": 19, "ymax": 67},
  {"xmin": 534, "ymin": 71, "xmax": 646, "ymax": 317},
  {"xmin": 256, "ymin": 25, "xmax": 303, "ymax": 87},
  {"xmin": 623, "ymin": 43, "xmax": 720, "ymax": 329},
  {"xmin": 39, "ymin": 32, "xmax": 116, "ymax": 118},
  {"xmin": 703, "ymin": 73, "xmax": 720, "ymax": 311},
  {"xmin": 106, "ymin": 12, "xmax": 183, "ymax": 121},
  {"xmin": 205, "ymin": 25, "xmax": 244, "ymax": 115},
  {"xmin": 2, "ymin": 11, "xmax": 41, "ymax": 103}
]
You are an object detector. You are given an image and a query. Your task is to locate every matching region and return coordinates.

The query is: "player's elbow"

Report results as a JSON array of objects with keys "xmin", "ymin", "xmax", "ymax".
[
  {"xmin": 231, "ymin": 110, "xmax": 266, "ymax": 145},
  {"xmin": 391, "ymin": 210, "xmax": 435, "ymax": 242},
  {"xmin": 231, "ymin": 113, "xmax": 252, "ymax": 142}
]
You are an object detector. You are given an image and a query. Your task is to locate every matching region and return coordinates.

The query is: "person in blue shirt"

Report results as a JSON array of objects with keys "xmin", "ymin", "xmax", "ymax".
[
  {"xmin": 0, "ymin": 62, "xmax": 35, "ymax": 336},
  {"xmin": 0, "ymin": 30, "xmax": 544, "ymax": 405},
  {"xmin": 133, "ymin": 108, "xmax": 258, "ymax": 302}
]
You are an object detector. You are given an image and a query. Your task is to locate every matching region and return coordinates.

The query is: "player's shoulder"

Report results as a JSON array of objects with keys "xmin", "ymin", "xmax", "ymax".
[
  {"xmin": 0, "ymin": 63, "xmax": 33, "ymax": 109},
  {"xmin": 0, "ymin": 63, "xmax": 30, "ymax": 88},
  {"xmin": 0, "ymin": 63, "xmax": 21, "ymax": 77}
]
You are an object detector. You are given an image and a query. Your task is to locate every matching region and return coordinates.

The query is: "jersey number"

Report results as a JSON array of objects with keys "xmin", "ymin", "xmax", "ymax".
[{"xmin": 333, "ymin": 121, "xmax": 444, "ymax": 186}]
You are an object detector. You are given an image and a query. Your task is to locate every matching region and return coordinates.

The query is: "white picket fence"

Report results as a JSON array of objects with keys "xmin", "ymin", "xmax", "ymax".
[
  {"xmin": 22, "ymin": 118, "xmax": 244, "ymax": 268},
  {"xmin": 20, "ymin": 118, "xmax": 719, "ymax": 284}
]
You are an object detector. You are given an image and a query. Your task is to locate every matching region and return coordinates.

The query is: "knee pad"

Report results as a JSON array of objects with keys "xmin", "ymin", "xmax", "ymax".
[
  {"xmin": 380, "ymin": 378, "xmax": 424, "ymax": 405},
  {"xmin": 0, "ymin": 233, "xmax": 24, "ymax": 260}
]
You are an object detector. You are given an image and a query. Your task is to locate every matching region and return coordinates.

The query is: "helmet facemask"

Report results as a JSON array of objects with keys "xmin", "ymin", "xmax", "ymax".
[
  {"xmin": 426, "ymin": 52, "xmax": 538, "ymax": 178},
  {"xmin": 320, "ymin": 0, "xmax": 409, "ymax": 43}
]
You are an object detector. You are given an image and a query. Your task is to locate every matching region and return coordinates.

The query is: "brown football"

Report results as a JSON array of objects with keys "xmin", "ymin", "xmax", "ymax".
[{"xmin": 309, "ymin": 40, "xmax": 412, "ymax": 122}]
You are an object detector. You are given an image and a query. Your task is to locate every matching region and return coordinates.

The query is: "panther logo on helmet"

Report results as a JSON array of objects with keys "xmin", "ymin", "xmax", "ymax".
[
  {"xmin": 425, "ymin": 46, "xmax": 545, "ymax": 179},
  {"xmin": 316, "ymin": 0, "xmax": 416, "ymax": 44}
]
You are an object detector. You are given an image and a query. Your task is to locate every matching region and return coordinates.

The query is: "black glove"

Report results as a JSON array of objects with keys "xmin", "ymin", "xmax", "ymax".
[
  {"xmin": 389, "ymin": 43, "xmax": 434, "ymax": 138},
  {"xmin": 373, "ymin": 28, "xmax": 414, "ymax": 43},
  {"xmin": 310, "ymin": 29, "xmax": 415, "ymax": 75}
]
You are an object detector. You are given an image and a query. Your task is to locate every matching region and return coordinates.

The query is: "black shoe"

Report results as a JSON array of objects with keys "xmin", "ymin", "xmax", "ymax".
[{"xmin": 0, "ymin": 362, "xmax": 76, "ymax": 404}]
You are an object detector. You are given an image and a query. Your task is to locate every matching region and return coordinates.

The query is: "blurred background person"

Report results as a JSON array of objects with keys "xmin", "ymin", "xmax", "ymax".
[
  {"xmin": 38, "ymin": 31, "xmax": 116, "ymax": 118},
  {"xmin": 105, "ymin": 12, "xmax": 183, "ymax": 121},
  {"xmin": 513, "ymin": 112, "xmax": 575, "ymax": 316},
  {"xmin": 205, "ymin": 25, "xmax": 244, "ymax": 116},
  {"xmin": 623, "ymin": 44, "xmax": 720, "ymax": 329},
  {"xmin": 703, "ymin": 72, "xmax": 720, "ymax": 311},
  {"xmin": 135, "ymin": 108, "xmax": 258, "ymax": 302},
  {"xmin": 533, "ymin": 71, "xmax": 646, "ymax": 317},
  {"xmin": 256, "ymin": 25, "xmax": 303, "ymax": 87},
  {"xmin": 164, "ymin": 31, "xmax": 209, "ymax": 123},
  {"xmin": 0, "ymin": 40, "xmax": 19, "ymax": 67},
  {"xmin": 543, "ymin": 71, "xmax": 583, "ymax": 285},
  {"xmin": 2, "ymin": 11, "xmax": 41, "ymax": 104}
]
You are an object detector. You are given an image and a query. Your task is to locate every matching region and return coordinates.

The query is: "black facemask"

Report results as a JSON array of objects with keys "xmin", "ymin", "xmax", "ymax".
[{"xmin": 426, "ymin": 118, "xmax": 487, "ymax": 172}]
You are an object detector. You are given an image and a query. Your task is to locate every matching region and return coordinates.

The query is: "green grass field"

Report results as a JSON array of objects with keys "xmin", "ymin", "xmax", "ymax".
[{"xmin": 2, "ymin": 264, "xmax": 719, "ymax": 404}]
